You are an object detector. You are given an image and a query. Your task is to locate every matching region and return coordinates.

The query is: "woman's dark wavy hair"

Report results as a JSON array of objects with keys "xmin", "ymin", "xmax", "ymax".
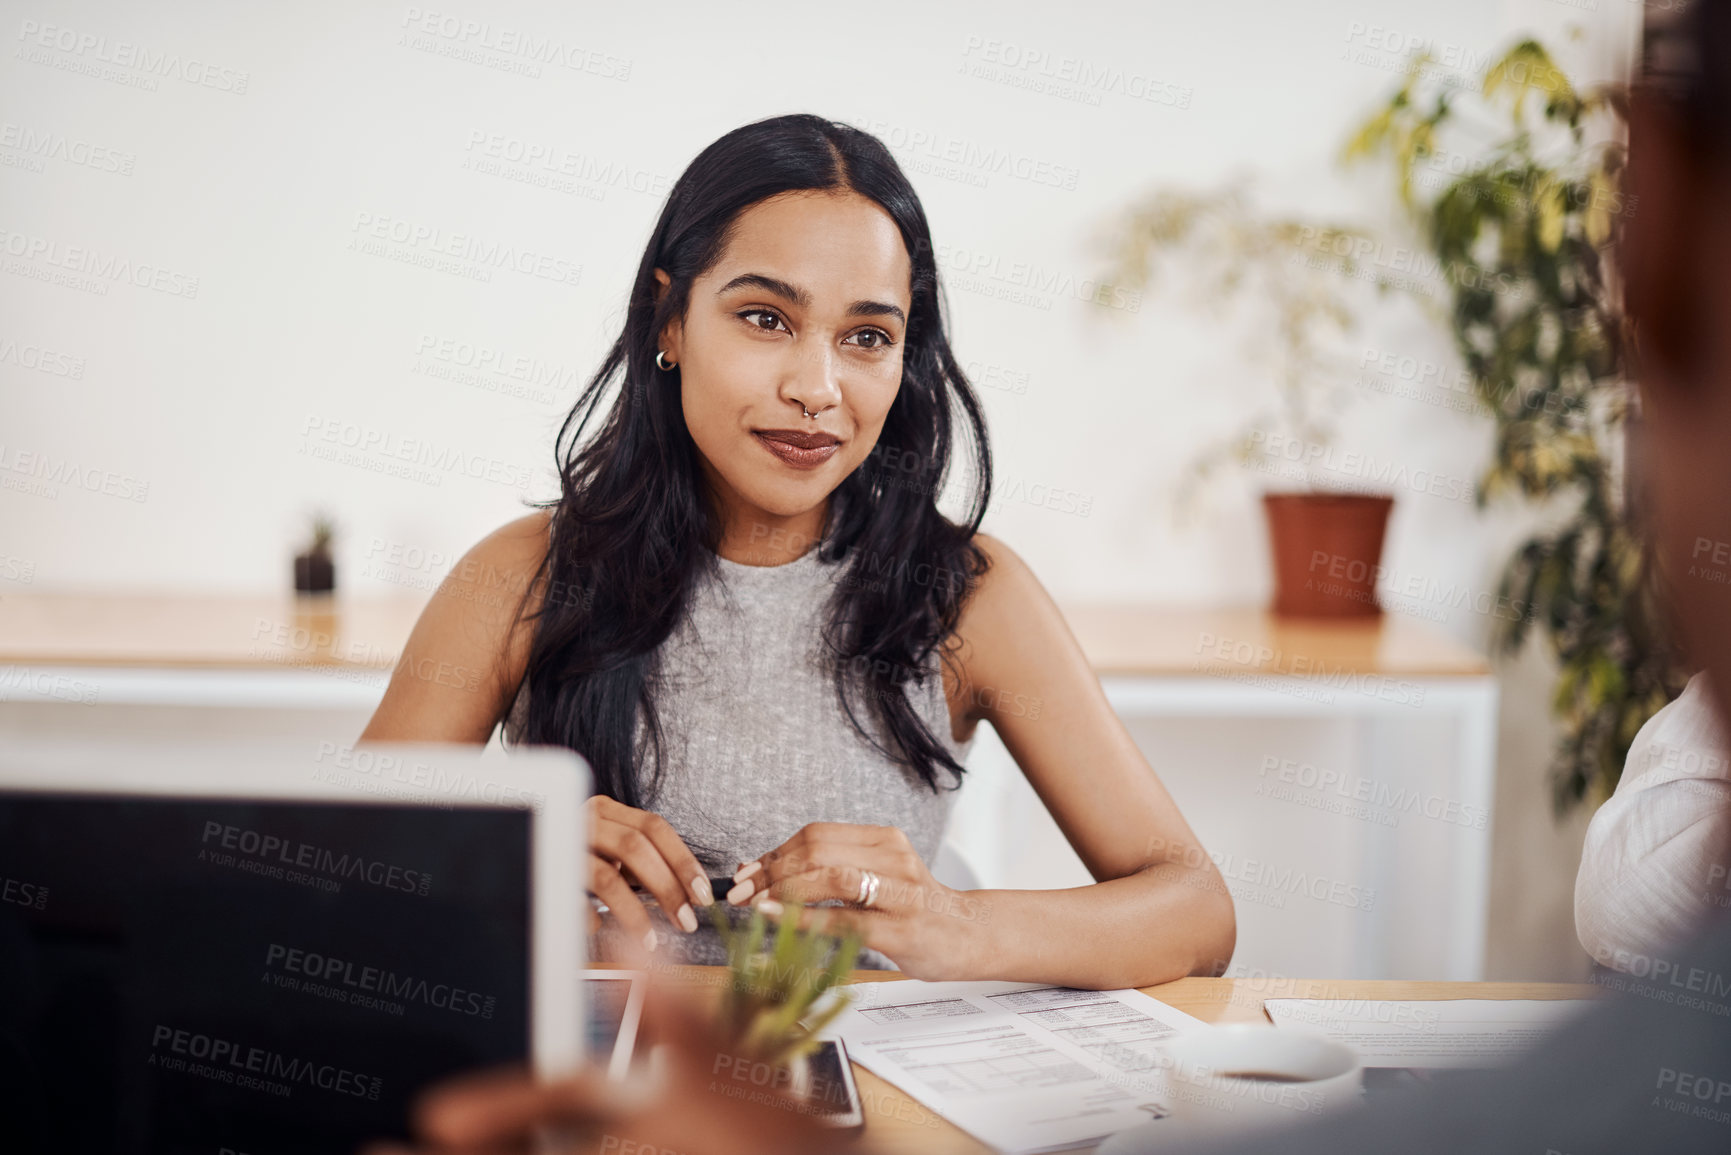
[{"xmin": 513, "ymin": 113, "xmax": 992, "ymax": 857}]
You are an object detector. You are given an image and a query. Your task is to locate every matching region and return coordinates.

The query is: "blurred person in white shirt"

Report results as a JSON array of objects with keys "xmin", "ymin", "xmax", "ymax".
[{"xmin": 1575, "ymin": 671, "xmax": 1731, "ymax": 970}]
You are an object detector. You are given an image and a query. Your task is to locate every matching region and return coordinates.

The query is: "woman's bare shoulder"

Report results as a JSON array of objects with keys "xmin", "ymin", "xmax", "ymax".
[
  {"xmin": 939, "ymin": 532, "xmax": 1047, "ymax": 737},
  {"xmin": 963, "ymin": 532, "xmax": 1043, "ymax": 615},
  {"xmin": 358, "ymin": 509, "xmax": 554, "ymax": 743},
  {"xmin": 467, "ymin": 508, "xmax": 554, "ymax": 574},
  {"xmin": 949, "ymin": 532, "xmax": 1073, "ymax": 670},
  {"xmin": 450, "ymin": 508, "xmax": 556, "ymax": 643}
]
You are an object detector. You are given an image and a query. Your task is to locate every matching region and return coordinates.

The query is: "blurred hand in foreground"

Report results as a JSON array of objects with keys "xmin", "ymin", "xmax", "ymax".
[{"xmin": 364, "ymin": 963, "xmax": 841, "ymax": 1155}]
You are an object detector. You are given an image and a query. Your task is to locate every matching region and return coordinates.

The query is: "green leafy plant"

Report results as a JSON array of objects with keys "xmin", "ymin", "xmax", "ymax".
[
  {"xmin": 1097, "ymin": 184, "xmax": 1395, "ymax": 515},
  {"xmin": 1344, "ymin": 39, "xmax": 1689, "ymax": 811},
  {"xmin": 710, "ymin": 902, "xmax": 862, "ymax": 1069},
  {"xmin": 305, "ymin": 510, "xmax": 337, "ymax": 557}
]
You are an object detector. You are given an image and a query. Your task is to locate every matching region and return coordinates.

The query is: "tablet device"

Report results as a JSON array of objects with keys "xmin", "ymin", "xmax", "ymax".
[
  {"xmin": 0, "ymin": 737, "xmax": 588, "ymax": 1154},
  {"xmin": 584, "ymin": 970, "xmax": 646, "ymax": 1079}
]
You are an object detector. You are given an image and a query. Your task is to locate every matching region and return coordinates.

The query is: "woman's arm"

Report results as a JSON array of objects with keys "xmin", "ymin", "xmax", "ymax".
[
  {"xmin": 940, "ymin": 533, "xmax": 1236, "ymax": 988},
  {"xmin": 359, "ymin": 511, "xmax": 551, "ymax": 745},
  {"xmin": 733, "ymin": 534, "xmax": 1236, "ymax": 989},
  {"xmin": 359, "ymin": 510, "xmax": 715, "ymax": 948}
]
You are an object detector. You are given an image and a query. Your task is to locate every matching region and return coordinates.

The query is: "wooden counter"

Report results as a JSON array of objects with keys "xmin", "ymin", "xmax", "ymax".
[{"xmin": 0, "ymin": 593, "xmax": 1487, "ymax": 677}]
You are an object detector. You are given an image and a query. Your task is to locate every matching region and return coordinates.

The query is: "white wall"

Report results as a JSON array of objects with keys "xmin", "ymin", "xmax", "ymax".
[{"xmin": 1, "ymin": 0, "xmax": 1639, "ymax": 979}]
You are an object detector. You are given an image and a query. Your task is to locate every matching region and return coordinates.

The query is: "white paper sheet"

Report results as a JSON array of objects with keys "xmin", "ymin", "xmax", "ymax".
[
  {"xmin": 824, "ymin": 979, "xmax": 1204, "ymax": 1154},
  {"xmin": 1262, "ymin": 998, "xmax": 1596, "ymax": 1068}
]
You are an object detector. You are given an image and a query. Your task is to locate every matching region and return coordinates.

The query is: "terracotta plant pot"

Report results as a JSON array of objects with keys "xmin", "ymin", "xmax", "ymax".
[
  {"xmin": 294, "ymin": 551, "xmax": 335, "ymax": 594},
  {"xmin": 1262, "ymin": 493, "xmax": 1394, "ymax": 618}
]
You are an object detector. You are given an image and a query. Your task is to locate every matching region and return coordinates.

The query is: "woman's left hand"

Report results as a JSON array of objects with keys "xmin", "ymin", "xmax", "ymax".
[{"xmin": 724, "ymin": 823, "xmax": 992, "ymax": 980}]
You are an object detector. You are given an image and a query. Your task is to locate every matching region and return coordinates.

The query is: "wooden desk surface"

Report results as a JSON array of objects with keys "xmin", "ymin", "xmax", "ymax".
[
  {"xmin": 0, "ymin": 593, "xmax": 1489, "ymax": 678},
  {"xmin": 1063, "ymin": 603, "xmax": 1489, "ymax": 679},
  {"xmin": 665, "ymin": 969, "xmax": 1596, "ymax": 1155},
  {"xmin": 0, "ymin": 592, "xmax": 424, "ymax": 669}
]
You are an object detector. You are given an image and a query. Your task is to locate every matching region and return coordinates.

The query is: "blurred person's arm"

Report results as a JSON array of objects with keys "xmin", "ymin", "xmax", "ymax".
[
  {"xmin": 1575, "ymin": 672, "xmax": 1731, "ymax": 970},
  {"xmin": 365, "ymin": 977, "xmax": 842, "ymax": 1155}
]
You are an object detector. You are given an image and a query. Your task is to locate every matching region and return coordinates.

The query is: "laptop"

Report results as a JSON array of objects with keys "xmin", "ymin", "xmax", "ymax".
[{"xmin": 0, "ymin": 737, "xmax": 588, "ymax": 1153}]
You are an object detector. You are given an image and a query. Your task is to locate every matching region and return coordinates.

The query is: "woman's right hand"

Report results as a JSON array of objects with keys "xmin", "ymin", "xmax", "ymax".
[{"xmin": 586, "ymin": 796, "xmax": 713, "ymax": 948}]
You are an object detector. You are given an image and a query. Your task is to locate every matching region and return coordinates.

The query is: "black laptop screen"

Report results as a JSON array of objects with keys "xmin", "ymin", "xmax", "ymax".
[{"xmin": 0, "ymin": 794, "xmax": 532, "ymax": 1155}]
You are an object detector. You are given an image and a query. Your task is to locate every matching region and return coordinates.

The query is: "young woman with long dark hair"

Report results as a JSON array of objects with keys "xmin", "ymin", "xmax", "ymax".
[{"xmin": 361, "ymin": 113, "xmax": 1234, "ymax": 988}]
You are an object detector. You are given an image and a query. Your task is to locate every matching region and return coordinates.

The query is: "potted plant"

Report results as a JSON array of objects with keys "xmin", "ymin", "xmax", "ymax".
[
  {"xmin": 294, "ymin": 511, "xmax": 337, "ymax": 595},
  {"xmin": 709, "ymin": 901, "xmax": 862, "ymax": 1103},
  {"xmin": 1342, "ymin": 40, "xmax": 1690, "ymax": 810},
  {"xmin": 1097, "ymin": 185, "xmax": 1401, "ymax": 617}
]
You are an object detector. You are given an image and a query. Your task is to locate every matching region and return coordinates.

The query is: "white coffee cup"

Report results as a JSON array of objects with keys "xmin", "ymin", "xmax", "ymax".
[{"xmin": 1158, "ymin": 1023, "xmax": 1363, "ymax": 1136}]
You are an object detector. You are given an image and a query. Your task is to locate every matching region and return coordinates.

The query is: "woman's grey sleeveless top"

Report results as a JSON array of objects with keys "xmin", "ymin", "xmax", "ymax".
[{"xmin": 501, "ymin": 545, "xmax": 973, "ymax": 966}]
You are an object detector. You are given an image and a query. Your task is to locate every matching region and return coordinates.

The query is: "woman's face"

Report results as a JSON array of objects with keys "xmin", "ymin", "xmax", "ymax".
[{"xmin": 657, "ymin": 189, "xmax": 912, "ymax": 530}]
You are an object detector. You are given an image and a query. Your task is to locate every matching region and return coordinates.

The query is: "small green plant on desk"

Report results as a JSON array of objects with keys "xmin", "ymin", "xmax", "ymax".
[{"xmin": 710, "ymin": 901, "xmax": 862, "ymax": 1071}]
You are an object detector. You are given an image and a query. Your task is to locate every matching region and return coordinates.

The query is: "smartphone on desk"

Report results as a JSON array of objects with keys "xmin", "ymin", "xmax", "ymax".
[{"xmin": 804, "ymin": 1038, "xmax": 865, "ymax": 1133}]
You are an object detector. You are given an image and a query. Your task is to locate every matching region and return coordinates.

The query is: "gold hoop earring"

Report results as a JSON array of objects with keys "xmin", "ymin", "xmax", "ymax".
[{"xmin": 655, "ymin": 350, "xmax": 676, "ymax": 371}]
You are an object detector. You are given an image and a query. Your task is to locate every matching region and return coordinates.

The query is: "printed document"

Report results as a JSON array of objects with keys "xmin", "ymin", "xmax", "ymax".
[
  {"xmin": 1263, "ymin": 998, "xmax": 1596, "ymax": 1068},
  {"xmin": 824, "ymin": 979, "xmax": 1203, "ymax": 1154}
]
